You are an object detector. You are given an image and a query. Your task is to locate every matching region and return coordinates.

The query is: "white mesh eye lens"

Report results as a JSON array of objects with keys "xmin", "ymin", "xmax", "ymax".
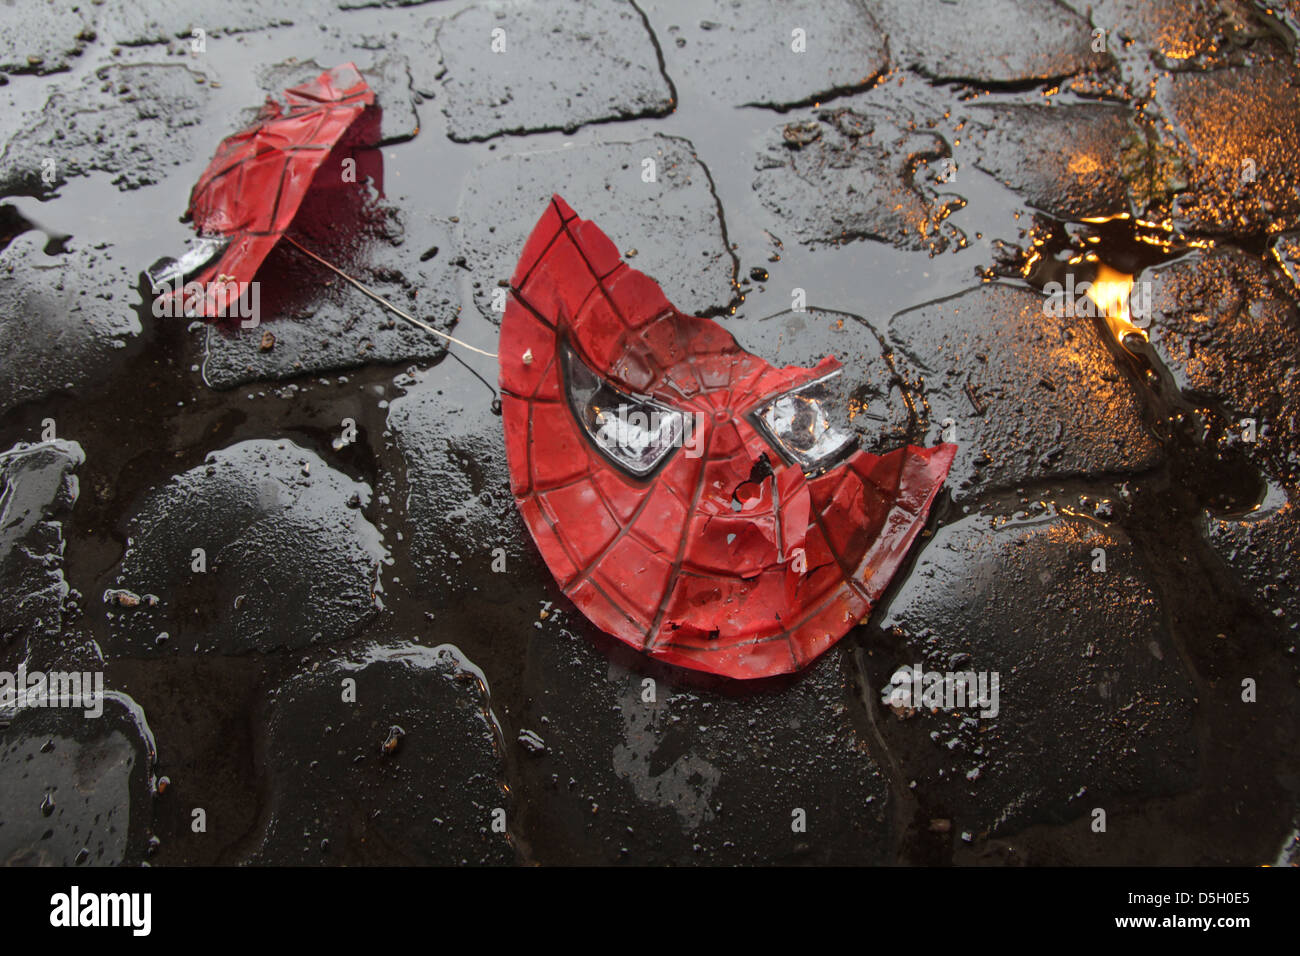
[
  {"xmin": 145, "ymin": 235, "xmax": 230, "ymax": 291},
  {"xmin": 563, "ymin": 345, "xmax": 686, "ymax": 477},
  {"xmin": 754, "ymin": 371, "xmax": 857, "ymax": 474}
]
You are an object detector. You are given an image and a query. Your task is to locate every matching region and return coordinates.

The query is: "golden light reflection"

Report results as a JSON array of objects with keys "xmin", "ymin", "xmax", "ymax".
[
  {"xmin": 1086, "ymin": 263, "xmax": 1149, "ymax": 344},
  {"xmin": 1021, "ymin": 246, "xmax": 1042, "ymax": 278},
  {"xmin": 1067, "ymin": 153, "xmax": 1102, "ymax": 176},
  {"xmin": 1081, "ymin": 212, "xmax": 1217, "ymax": 251}
]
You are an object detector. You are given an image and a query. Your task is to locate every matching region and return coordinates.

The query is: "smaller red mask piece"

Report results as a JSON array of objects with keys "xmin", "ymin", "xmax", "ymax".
[
  {"xmin": 501, "ymin": 196, "xmax": 955, "ymax": 679},
  {"xmin": 169, "ymin": 63, "xmax": 376, "ymax": 318}
]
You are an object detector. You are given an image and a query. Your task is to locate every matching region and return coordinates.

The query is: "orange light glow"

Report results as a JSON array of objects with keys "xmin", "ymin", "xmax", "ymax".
[{"xmin": 1085, "ymin": 263, "xmax": 1149, "ymax": 344}]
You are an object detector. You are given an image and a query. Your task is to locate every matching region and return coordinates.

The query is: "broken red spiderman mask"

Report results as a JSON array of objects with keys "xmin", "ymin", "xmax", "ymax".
[
  {"xmin": 500, "ymin": 196, "xmax": 956, "ymax": 680},
  {"xmin": 151, "ymin": 63, "xmax": 376, "ymax": 319}
]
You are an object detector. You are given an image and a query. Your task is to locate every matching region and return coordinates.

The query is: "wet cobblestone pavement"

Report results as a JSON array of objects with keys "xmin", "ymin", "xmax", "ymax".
[{"xmin": 1, "ymin": 0, "xmax": 1298, "ymax": 866}]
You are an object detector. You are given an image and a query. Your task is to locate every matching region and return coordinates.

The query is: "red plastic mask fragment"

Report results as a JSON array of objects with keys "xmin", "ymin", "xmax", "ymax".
[
  {"xmin": 500, "ymin": 195, "xmax": 957, "ymax": 679},
  {"xmin": 170, "ymin": 63, "xmax": 375, "ymax": 318}
]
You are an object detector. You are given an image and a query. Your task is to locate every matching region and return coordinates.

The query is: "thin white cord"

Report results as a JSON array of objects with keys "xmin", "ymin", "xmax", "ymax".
[{"xmin": 283, "ymin": 234, "xmax": 499, "ymax": 359}]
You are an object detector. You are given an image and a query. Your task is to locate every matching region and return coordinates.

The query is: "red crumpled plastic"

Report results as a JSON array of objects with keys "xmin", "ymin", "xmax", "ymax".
[
  {"xmin": 172, "ymin": 63, "xmax": 375, "ymax": 318},
  {"xmin": 500, "ymin": 195, "xmax": 956, "ymax": 679}
]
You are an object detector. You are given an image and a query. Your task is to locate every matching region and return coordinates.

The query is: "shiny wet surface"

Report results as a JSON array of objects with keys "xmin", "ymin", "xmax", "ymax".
[{"xmin": 1, "ymin": 0, "xmax": 1298, "ymax": 865}]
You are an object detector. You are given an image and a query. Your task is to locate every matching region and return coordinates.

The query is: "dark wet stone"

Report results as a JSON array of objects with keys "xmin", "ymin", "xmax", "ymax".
[
  {"xmin": 200, "ymin": 204, "xmax": 456, "ymax": 390},
  {"xmin": 0, "ymin": 63, "xmax": 211, "ymax": 195},
  {"xmin": 965, "ymin": 102, "xmax": 1137, "ymax": 220},
  {"xmin": 1269, "ymin": 1, "xmax": 1300, "ymax": 50},
  {"xmin": 1115, "ymin": 124, "xmax": 1188, "ymax": 219},
  {"xmin": 0, "ymin": 0, "xmax": 95, "ymax": 76},
  {"xmin": 435, "ymin": 0, "xmax": 674, "ymax": 142},
  {"xmin": 1143, "ymin": 247, "xmax": 1300, "ymax": 486},
  {"xmin": 1061, "ymin": 0, "xmax": 1280, "ymax": 71},
  {"xmin": 380, "ymin": 15, "xmax": 446, "ymax": 99},
  {"xmin": 251, "ymin": 643, "xmax": 512, "ymax": 864},
  {"xmin": 100, "ymin": 0, "xmax": 293, "ymax": 46},
  {"xmin": 754, "ymin": 103, "xmax": 963, "ymax": 252},
  {"xmin": 105, "ymin": 439, "xmax": 386, "ymax": 656},
  {"xmin": 257, "ymin": 54, "xmax": 419, "ymax": 146},
  {"xmin": 864, "ymin": 0, "xmax": 1110, "ymax": 84},
  {"xmin": 1153, "ymin": 60, "xmax": 1300, "ymax": 236},
  {"xmin": 387, "ymin": 368, "xmax": 528, "ymax": 604},
  {"xmin": 1209, "ymin": 489, "xmax": 1299, "ymax": 637},
  {"xmin": 1278, "ymin": 823, "xmax": 1300, "ymax": 866},
  {"xmin": 0, "ymin": 692, "xmax": 157, "ymax": 866},
  {"xmin": 875, "ymin": 512, "xmax": 1198, "ymax": 837},
  {"xmin": 1270, "ymin": 232, "xmax": 1300, "ymax": 296},
  {"xmin": 728, "ymin": 308, "xmax": 920, "ymax": 456},
  {"xmin": 457, "ymin": 135, "xmax": 735, "ymax": 322},
  {"xmin": 0, "ymin": 231, "xmax": 140, "ymax": 415},
  {"xmin": 515, "ymin": 630, "xmax": 894, "ymax": 864},
  {"xmin": 1065, "ymin": 0, "xmax": 1213, "ymax": 66},
  {"xmin": 0, "ymin": 441, "xmax": 82, "ymax": 654},
  {"xmin": 653, "ymin": 0, "xmax": 888, "ymax": 107},
  {"xmin": 888, "ymin": 283, "xmax": 1163, "ymax": 501},
  {"xmin": 1143, "ymin": 247, "xmax": 1300, "ymax": 634}
]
